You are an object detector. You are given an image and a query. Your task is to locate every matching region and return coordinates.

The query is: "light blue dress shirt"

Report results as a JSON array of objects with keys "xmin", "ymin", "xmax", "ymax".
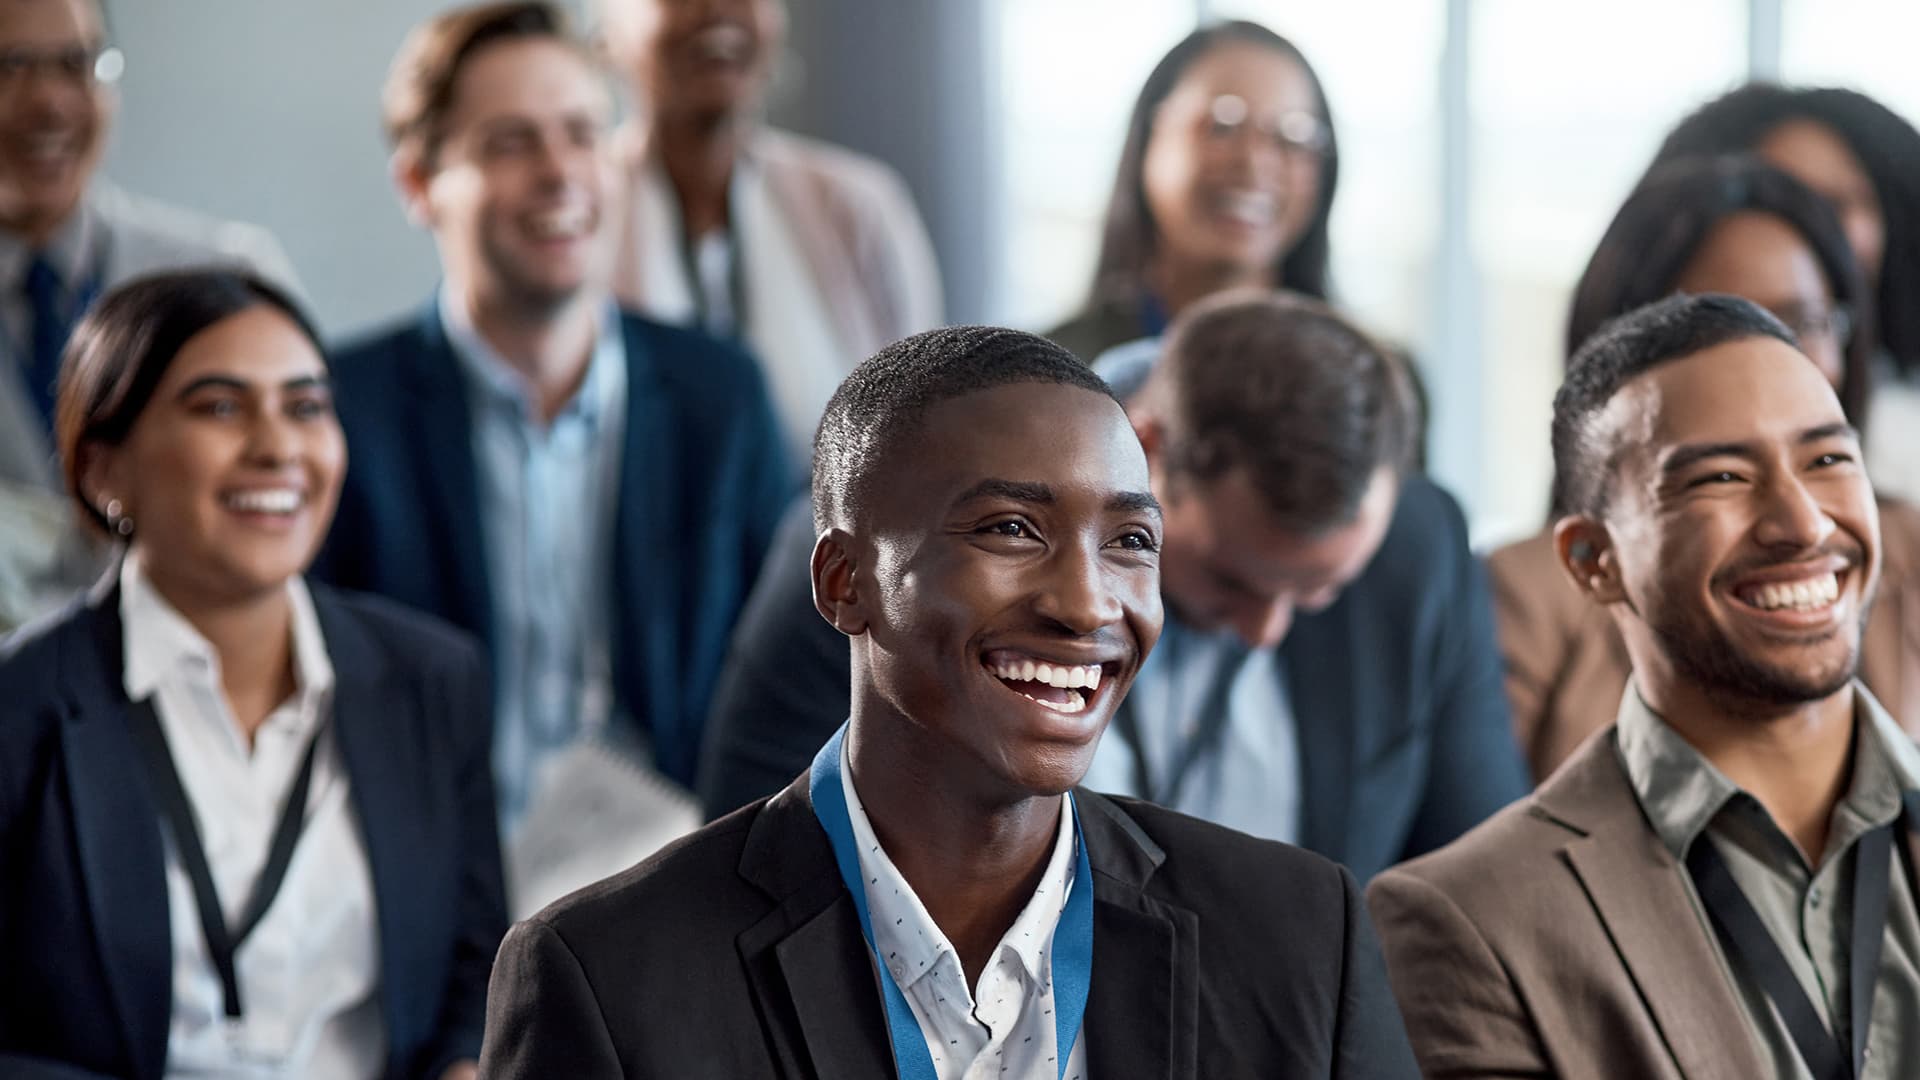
[{"xmin": 440, "ymin": 288, "xmax": 627, "ymax": 832}]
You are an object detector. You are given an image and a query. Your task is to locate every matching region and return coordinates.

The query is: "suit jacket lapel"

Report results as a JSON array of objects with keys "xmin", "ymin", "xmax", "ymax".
[
  {"xmin": 611, "ymin": 322, "xmax": 685, "ymax": 774},
  {"xmin": 1537, "ymin": 738, "xmax": 1766, "ymax": 1080},
  {"xmin": 59, "ymin": 590, "xmax": 173, "ymax": 1080},
  {"xmin": 404, "ymin": 304, "xmax": 493, "ymax": 651},
  {"xmin": 316, "ymin": 589, "xmax": 424, "ymax": 1076},
  {"xmin": 734, "ymin": 777, "xmax": 894, "ymax": 1079},
  {"xmin": 1078, "ymin": 791, "xmax": 1197, "ymax": 1079}
]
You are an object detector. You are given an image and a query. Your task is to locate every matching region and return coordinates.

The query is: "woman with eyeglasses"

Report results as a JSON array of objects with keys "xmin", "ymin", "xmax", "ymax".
[
  {"xmin": 1487, "ymin": 155, "xmax": 1920, "ymax": 781},
  {"xmin": 1650, "ymin": 84, "xmax": 1920, "ymax": 505},
  {"xmin": 0, "ymin": 270, "xmax": 504, "ymax": 1080},
  {"xmin": 1046, "ymin": 20, "xmax": 1337, "ymax": 363}
]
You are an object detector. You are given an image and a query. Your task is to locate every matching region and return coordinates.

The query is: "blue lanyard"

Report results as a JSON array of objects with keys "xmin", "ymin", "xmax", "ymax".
[{"xmin": 808, "ymin": 724, "xmax": 1095, "ymax": 1080}]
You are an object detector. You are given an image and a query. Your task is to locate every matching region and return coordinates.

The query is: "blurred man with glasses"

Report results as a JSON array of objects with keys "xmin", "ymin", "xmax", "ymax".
[{"xmin": 0, "ymin": 0, "xmax": 299, "ymax": 630}]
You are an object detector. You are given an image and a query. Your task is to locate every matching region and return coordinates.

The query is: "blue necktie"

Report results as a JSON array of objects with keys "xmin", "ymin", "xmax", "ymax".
[{"xmin": 21, "ymin": 255, "xmax": 70, "ymax": 431}]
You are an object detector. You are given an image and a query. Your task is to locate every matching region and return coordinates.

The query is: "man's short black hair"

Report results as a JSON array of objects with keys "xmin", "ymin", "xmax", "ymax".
[
  {"xmin": 1551, "ymin": 293, "xmax": 1798, "ymax": 518},
  {"xmin": 812, "ymin": 326, "xmax": 1116, "ymax": 532},
  {"xmin": 1151, "ymin": 290, "xmax": 1418, "ymax": 534}
]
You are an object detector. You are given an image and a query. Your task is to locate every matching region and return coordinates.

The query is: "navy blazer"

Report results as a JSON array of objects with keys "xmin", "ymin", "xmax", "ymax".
[
  {"xmin": 0, "ymin": 580, "xmax": 507, "ymax": 1080},
  {"xmin": 313, "ymin": 304, "xmax": 789, "ymax": 786},
  {"xmin": 698, "ymin": 476, "xmax": 1530, "ymax": 882}
]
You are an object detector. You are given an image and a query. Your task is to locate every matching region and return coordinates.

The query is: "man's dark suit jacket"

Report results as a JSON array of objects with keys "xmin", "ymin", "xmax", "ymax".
[
  {"xmin": 699, "ymin": 476, "xmax": 1530, "ymax": 881},
  {"xmin": 478, "ymin": 779, "xmax": 1419, "ymax": 1077},
  {"xmin": 0, "ymin": 579, "xmax": 507, "ymax": 1080},
  {"xmin": 313, "ymin": 303, "xmax": 789, "ymax": 786}
]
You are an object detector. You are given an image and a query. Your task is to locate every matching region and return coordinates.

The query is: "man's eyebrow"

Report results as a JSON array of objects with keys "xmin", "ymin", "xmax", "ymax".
[
  {"xmin": 1660, "ymin": 440, "xmax": 1759, "ymax": 476},
  {"xmin": 1106, "ymin": 490, "xmax": 1162, "ymax": 517},
  {"xmin": 1798, "ymin": 421, "xmax": 1858, "ymax": 444},
  {"xmin": 952, "ymin": 478, "xmax": 1054, "ymax": 506}
]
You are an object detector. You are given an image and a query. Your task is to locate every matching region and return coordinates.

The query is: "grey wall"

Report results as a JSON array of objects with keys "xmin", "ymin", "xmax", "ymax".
[{"xmin": 103, "ymin": 1, "xmax": 987, "ymax": 337}]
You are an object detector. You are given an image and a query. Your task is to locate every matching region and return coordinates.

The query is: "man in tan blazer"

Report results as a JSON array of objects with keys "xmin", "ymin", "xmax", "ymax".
[{"xmin": 1370, "ymin": 293, "xmax": 1920, "ymax": 1079}]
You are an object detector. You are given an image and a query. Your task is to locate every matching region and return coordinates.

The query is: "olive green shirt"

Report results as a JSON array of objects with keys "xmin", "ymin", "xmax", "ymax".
[{"xmin": 1616, "ymin": 683, "xmax": 1920, "ymax": 1078}]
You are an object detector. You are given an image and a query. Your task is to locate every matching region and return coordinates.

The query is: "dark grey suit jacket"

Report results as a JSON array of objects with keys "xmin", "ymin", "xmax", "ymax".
[{"xmin": 478, "ymin": 780, "xmax": 1418, "ymax": 1078}]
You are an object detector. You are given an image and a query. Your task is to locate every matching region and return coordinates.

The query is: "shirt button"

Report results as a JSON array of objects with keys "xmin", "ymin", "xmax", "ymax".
[{"xmin": 1809, "ymin": 887, "xmax": 1822, "ymax": 909}]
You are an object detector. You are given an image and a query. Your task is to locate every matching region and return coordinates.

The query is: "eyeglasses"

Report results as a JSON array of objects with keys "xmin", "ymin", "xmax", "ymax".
[
  {"xmin": 0, "ymin": 43, "xmax": 124, "ymax": 89},
  {"xmin": 1204, "ymin": 94, "xmax": 1332, "ymax": 159},
  {"xmin": 1770, "ymin": 302, "xmax": 1854, "ymax": 348}
]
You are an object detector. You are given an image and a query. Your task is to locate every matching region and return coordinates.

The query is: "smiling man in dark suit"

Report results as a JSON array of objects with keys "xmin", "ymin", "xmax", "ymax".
[
  {"xmin": 701, "ymin": 291, "xmax": 1528, "ymax": 882},
  {"xmin": 478, "ymin": 326, "xmax": 1417, "ymax": 1078}
]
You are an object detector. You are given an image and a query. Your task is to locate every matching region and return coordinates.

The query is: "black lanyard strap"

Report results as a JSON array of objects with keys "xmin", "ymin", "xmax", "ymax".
[
  {"xmin": 1115, "ymin": 639, "xmax": 1248, "ymax": 807},
  {"xmin": 126, "ymin": 698, "xmax": 325, "ymax": 1020},
  {"xmin": 1686, "ymin": 817, "xmax": 1896, "ymax": 1080}
]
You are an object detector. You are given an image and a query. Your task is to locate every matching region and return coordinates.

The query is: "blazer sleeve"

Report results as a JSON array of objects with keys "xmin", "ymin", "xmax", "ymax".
[
  {"xmin": 477, "ymin": 920, "xmax": 623, "ymax": 1079},
  {"xmin": 1332, "ymin": 864, "xmax": 1422, "ymax": 1078},
  {"xmin": 1367, "ymin": 868, "xmax": 1551, "ymax": 1079},
  {"xmin": 420, "ymin": 637, "xmax": 509, "ymax": 1078},
  {"xmin": 697, "ymin": 496, "xmax": 851, "ymax": 819},
  {"xmin": 1400, "ymin": 501, "xmax": 1530, "ymax": 860}
]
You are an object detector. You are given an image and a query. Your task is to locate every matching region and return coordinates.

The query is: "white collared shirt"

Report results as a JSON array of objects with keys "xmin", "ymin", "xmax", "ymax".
[
  {"xmin": 119, "ymin": 550, "xmax": 385, "ymax": 1078},
  {"xmin": 841, "ymin": 742, "xmax": 1089, "ymax": 1080}
]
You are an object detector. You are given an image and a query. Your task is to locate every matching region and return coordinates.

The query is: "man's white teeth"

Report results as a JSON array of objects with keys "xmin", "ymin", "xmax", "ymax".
[
  {"xmin": 527, "ymin": 207, "xmax": 589, "ymax": 239},
  {"xmin": 1019, "ymin": 691, "xmax": 1089, "ymax": 715},
  {"xmin": 23, "ymin": 133, "xmax": 72, "ymax": 163},
  {"xmin": 694, "ymin": 24, "xmax": 750, "ymax": 62},
  {"xmin": 224, "ymin": 489, "xmax": 302, "ymax": 514},
  {"xmin": 1216, "ymin": 190, "xmax": 1275, "ymax": 226},
  {"xmin": 1742, "ymin": 572, "xmax": 1840, "ymax": 612},
  {"xmin": 988, "ymin": 659, "xmax": 1103, "ymax": 691}
]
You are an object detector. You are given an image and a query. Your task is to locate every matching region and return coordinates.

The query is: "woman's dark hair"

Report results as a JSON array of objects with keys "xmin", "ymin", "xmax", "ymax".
[
  {"xmin": 1083, "ymin": 20, "xmax": 1337, "ymax": 313},
  {"xmin": 1557, "ymin": 155, "xmax": 1869, "ymax": 513},
  {"xmin": 1651, "ymin": 83, "xmax": 1920, "ymax": 380},
  {"xmin": 55, "ymin": 268, "xmax": 323, "ymax": 538}
]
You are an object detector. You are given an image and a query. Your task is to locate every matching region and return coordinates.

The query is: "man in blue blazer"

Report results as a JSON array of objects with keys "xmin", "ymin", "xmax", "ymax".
[
  {"xmin": 700, "ymin": 292, "xmax": 1528, "ymax": 881},
  {"xmin": 314, "ymin": 4, "xmax": 787, "ymax": 826}
]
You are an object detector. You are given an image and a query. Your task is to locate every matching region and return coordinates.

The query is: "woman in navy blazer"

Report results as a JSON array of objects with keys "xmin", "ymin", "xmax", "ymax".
[{"xmin": 0, "ymin": 271, "xmax": 506, "ymax": 1079}]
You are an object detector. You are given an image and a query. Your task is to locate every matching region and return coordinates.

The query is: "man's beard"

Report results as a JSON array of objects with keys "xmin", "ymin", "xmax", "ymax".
[{"xmin": 1650, "ymin": 603, "xmax": 1861, "ymax": 709}]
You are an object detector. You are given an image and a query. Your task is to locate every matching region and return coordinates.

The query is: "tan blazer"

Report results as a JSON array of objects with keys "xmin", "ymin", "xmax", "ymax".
[
  {"xmin": 1489, "ymin": 498, "xmax": 1920, "ymax": 780},
  {"xmin": 1368, "ymin": 729, "xmax": 1920, "ymax": 1079}
]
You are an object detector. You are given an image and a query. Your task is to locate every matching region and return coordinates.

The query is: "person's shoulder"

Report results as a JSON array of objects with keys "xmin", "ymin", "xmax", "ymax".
[
  {"xmin": 93, "ymin": 182, "xmax": 291, "ymax": 281},
  {"xmin": 1085, "ymin": 792, "xmax": 1349, "ymax": 904},
  {"xmin": 524, "ymin": 799, "xmax": 771, "ymax": 951},
  {"xmin": 0, "ymin": 592, "xmax": 94, "ymax": 694},
  {"xmin": 309, "ymin": 582, "xmax": 481, "ymax": 674},
  {"xmin": 1389, "ymin": 473, "xmax": 1471, "ymax": 547},
  {"xmin": 329, "ymin": 312, "xmax": 434, "ymax": 373},
  {"xmin": 755, "ymin": 127, "xmax": 913, "ymax": 203},
  {"xmin": 1876, "ymin": 494, "xmax": 1920, "ymax": 581},
  {"xmin": 618, "ymin": 312, "xmax": 771, "ymax": 413},
  {"xmin": 1370, "ymin": 790, "xmax": 1567, "ymax": 911},
  {"xmin": 1486, "ymin": 527, "xmax": 1559, "ymax": 584}
]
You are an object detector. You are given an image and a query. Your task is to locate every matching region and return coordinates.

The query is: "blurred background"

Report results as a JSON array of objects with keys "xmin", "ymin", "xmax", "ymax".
[{"xmin": 105, "ymin": 0, "xmax": 1920, "ymax": 542}]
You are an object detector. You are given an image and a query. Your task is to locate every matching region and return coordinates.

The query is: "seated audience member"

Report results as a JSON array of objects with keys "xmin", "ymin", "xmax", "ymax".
[
  {"xmin": 1491, "ymin": 157, "xmax": 1920, "ymax": 780},
  {"xmin": 1371, "ymin": 293, "xmax": 1920, "ymax": 1079},
  {"xmin": 0, "ymin": 0, "xmax": 301, "ymax": 629},
  {"xmin": 1653, "ymin": 84, "xmax": 1920, "ymax": 504},
  {"xmin": 0, "ymin": 271, "xmax": 504, "ymax": 1080},
  {"xmin": 479, "ymin": 326, "xmax": 1419, "ymax": 1078},
  {"xmin": 1046, "ymin": 21, "xmax": 1336, "ymax": 363},
  {"xmin": 701, "ymin": 292, "xmax": 1528, "ymax": 883},
  {"xmin": 314, "ymin": 3, "xmax": 787, "ymax": 834},
  {"xmin": 597, "ymin": 0, "xmax": 943, "ymax": 468}
]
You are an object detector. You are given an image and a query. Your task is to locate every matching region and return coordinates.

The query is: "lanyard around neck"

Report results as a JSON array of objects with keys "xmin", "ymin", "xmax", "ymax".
[
  {"xmin": 808, "ymin": 723, "xmax": 1095, "ymax": 1080},
  {"xmin": 1685, "ymin": 801, "xmax": 1913, "ymax": 1080},
  {"xmin": 127, "ymin": 697, "xmax": 325, "ymax": 1020}
]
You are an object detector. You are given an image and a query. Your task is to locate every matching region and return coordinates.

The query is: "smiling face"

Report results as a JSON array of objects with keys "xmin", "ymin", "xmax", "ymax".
[
  {"xmin": 404, "ymin": 36, "xmax": 610, "ymax": 314},
  {"xmin": 1581, "ymin": 337, "xmax": 1878, "ymax": 710},
  {"xmin": 1141, "ymin": 40, "xmax": 1324, "ymax": 283},
  {"xmin": 1153, "ymin": 462, "xmax": 1394, "ymax": 649},
  {"xmin": 600, "ymin": 0, "xmax": 784, "ymax": 126},
  {"xmin": 83, "ymin": 304, "xmax": 345, "ymax": 608},
  {"xmin": 824, "ymin": 382, "xmax": 1164, "ymax": 800},
  {"xmin": 0, "ymin": 0, "xmax": 111, "ymax": 241},
  {"xmin": 1670, "ymin": 211, "xmax": 1849, "ymax": 388}
]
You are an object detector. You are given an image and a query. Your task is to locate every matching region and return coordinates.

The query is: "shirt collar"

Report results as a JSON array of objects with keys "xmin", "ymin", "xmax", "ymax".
[
  {"xmin": 119, "ymin": 548, "xmax": 335, "ymax": 725},
  {"xmin": 437, "ymin": 284, "xmax": 624, "ymax": 430},
  {"xmin": 1616, "ymin": 680, "xmax": 1915, "ymax": 862},
  {"xmin": 839, "ymin": 736, "xmax": 1079, "ymax": 989},
  {"xmin": 0, "ymin": 183, "xmax": 99, "ymax": 293}
]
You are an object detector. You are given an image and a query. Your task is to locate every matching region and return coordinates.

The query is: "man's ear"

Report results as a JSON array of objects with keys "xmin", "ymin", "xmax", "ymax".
[
  {"xmin": 390, "ymin": 145, "xmax": 436, "ymax": 230},
  {"xmin": 1553, "ymin": 515, "xmax": 1626, "ymax": 605},
  {"xmin": 811, "ymin": 529, "xmax": 869, "ymax": 637}
]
